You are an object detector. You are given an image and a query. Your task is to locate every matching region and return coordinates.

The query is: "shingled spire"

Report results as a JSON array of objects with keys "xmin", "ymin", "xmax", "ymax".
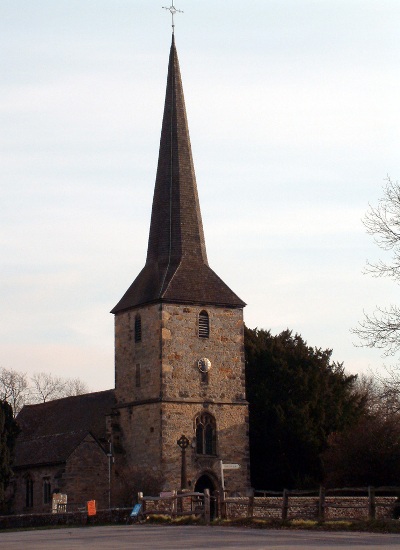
[{"xmin": 111, "ymin": 37, "xmax": 245, "ymax": 313}]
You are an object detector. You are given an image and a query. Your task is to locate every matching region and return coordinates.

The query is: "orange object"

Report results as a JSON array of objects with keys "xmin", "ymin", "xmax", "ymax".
[{"xmin": 87, "ymin": 500, "xmax": 96, "ymax": 516}]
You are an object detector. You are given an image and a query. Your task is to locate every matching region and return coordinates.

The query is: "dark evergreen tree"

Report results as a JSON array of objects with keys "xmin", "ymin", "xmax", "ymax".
[
  {"xmin": 245, "ymin": 327, "xmax": 364, "ymax": 490},
  {"xmin": 0, "ymin": 400, "xmax": 19, "ymax": 507}
]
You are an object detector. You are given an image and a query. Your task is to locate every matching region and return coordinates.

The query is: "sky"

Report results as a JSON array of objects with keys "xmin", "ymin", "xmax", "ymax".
[{"xmin": 1, "ymin": 1, "xmax": 400, "ymax": 392}]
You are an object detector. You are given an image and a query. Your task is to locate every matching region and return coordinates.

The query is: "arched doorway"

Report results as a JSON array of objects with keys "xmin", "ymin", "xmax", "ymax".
[{"xmin": 194, "ymin": 473, "xmax": 217, "ymax": 519}]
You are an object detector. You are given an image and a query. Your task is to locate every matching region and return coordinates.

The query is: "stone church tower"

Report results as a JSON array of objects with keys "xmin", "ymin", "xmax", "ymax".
[{"xmin": 111, "ymin": 36, "xmax": 250, "ymax": 493}]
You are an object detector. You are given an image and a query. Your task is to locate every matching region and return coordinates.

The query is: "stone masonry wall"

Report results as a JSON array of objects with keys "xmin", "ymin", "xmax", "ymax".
[
  {"xmin": 115, "ymin": 303, "xmax": 161, "ymax": 404},
  {"xmin": 115, "ymin": 403, "xmax": 162, "ymax": 477},
  {"xmin": 59, "ymin": 435, "xmax": 109, "ymax": 510},
  {"xmin": 114, "ymin": 302, "xmax": 249, "ymax": 494},
  {"xmin": 12, "ymin": 464, "xmax": 63, "ymax": 515},
  {"xmin": 225, "ymin": 496, "xmax": 399, "ymax": 521},
  {"xmin": 12, "ymin": 436, "xmax": 109, "ymax": 514},
  {"xmin": 161, "ymin": 304, "xmax": 246, "ymax": 402},
  {"xmin": 161, "ymin": 401, "xmax": 249, "ymax": 492}
]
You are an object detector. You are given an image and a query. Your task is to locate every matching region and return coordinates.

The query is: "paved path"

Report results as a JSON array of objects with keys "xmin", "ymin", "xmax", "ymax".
[{"xmin": 0, "ymin": 525, "xmax": 400, "ymax": 549}]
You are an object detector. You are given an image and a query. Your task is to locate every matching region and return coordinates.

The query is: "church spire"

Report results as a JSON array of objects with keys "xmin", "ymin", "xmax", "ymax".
[
  {"xmin": 112, "ymin": 37, "xmax": 245, "ymax": 314},
  {"xmin": 146, "ymin": 35, "xmax": 208, "ymax": 270}
]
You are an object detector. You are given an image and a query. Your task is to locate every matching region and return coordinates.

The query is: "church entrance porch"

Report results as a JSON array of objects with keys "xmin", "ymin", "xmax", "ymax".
[{"xmin": 194, "ymin": 473, "xmax": 218, "ymax": 519}]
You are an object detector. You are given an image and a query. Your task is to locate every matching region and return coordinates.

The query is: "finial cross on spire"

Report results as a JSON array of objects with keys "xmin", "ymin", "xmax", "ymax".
[{"xmin": 162, "ymin": 1, "xmax": 183, "ymax": 34}]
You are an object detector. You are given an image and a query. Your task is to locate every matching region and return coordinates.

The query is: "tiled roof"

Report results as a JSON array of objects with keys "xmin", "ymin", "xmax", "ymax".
[
  {"xmin": 111, "ymin": 36, "xmax": 245, "ymax": 313},
  {"xmin": 14, "ymin": 431, "xmax": 91, "ymax": 468},
  {"xmin": 14, "ymin": 389, "xmax": 115, "ymax": 468}
]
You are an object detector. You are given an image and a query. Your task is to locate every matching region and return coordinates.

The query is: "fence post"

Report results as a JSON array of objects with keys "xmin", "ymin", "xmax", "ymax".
[
  {"xmin": 282, "ymin": 489, "xmax": 289, "ymax": 520},
  {"xmin": 138, "ymin": 492, "xmax": 144, "ymax": 515},
  {"xmin": 368, "ymin": 486, "xmax": 376, "ymax": 520},
  {"xmin": 220, "ymin": 490, "xmax": 227, "ymax": 520},
  {"xmin": 171, "ymin": 490, "xmax": 177, "ymax": 518},
  {"xmin": 215, "ymin": 490, "xmax": 221, "ymax": 519},
  {"xmin": 318, "ymin": 486, "xmax": 325, "ymax": 522},
  {"xmin": 247, "ymin": 488, "xmax": 255, "ymax": 518},
  {"xmin": 177, "ymin": 490, "xmax": 183, "ymax": 514},
  {"xmin": 204, "ymin": 489, "xmax": 211, "ymax": 525}
]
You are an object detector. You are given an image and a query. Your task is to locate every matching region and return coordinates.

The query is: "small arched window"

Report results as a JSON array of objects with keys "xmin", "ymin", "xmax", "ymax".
[
  {"xmin": 195, "ymin": 412, "xmax": 216, "ymax": 455},
  {"xmin": 198, "ymin": 310, "xmax": 209, "ymax": 338},
  {"xmin": 134, "ymin": 314, "xmax": 142, "ymax": 343},
  {"xmin": 43, "ymin": 478, "xmax": 51, "ymax": 504}
]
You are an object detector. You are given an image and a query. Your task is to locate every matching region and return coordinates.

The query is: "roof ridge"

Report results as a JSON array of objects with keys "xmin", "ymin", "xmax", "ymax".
[
  {"xmin": 19, "ymin": 388, "xmax": 114, "ymax": 410},
  {"xmin": 19, "ymin": 430, "xmax": 90, "ymax": 441}
]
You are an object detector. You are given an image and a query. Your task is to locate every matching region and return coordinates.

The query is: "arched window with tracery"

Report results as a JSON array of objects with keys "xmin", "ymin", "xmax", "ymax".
[
  {"xmin": 195, "ymin": 412, "xmax": 216, "ymax": 455},
  {"xmin": 198, "ymin": 310, "xmax": 209, "ymax": 338}
]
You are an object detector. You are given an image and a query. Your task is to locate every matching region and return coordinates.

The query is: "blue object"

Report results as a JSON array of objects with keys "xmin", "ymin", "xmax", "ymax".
[{"xmin": 130, "ymin": 503, "xmax": 142, "ymax": 517}]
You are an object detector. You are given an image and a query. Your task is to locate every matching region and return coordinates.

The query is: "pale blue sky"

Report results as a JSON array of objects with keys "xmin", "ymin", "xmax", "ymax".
[{"xmin": 1, "ymin": 1, "xmax": 400, "ymax": 390}]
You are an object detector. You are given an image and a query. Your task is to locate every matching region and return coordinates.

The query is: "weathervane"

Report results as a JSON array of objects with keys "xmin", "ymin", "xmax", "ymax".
[{"xmin": 162, "ymin": 1, "xmax": 183, "ymax": 33}]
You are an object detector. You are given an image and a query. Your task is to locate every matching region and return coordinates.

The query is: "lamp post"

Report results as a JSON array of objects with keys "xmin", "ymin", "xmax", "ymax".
[
  {"xmin": 107, "ymin": 440, "xmax": 114, "ymax": 509},
  {"xmin": 177, "ymin": 434, "xmax": 190, "ymax": 490}
]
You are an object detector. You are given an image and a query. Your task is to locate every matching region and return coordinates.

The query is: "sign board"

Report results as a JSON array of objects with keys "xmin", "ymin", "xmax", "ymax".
[
  {"xmin": 87, "ymin": 500, "xmax": 97, "ymax": 516},
  {"xmin": 130, "ymin": 503, "xmax": 142, "ymax": 517},
  {"xmin": 222, "ymin": 463, "xmax": 240, "ymax": 470},
  {"xmin": 52, "ymin": 493, "xmax": 67, "ymax": 514}
]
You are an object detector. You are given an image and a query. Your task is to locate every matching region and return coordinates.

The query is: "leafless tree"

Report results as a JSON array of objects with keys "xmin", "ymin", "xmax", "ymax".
[
  {"xmin": 29, "ymin": 372, "xmax": 90, "ymax": 404},
  {"xmin": 352, "ymin": 177, "xmax": 400, "ymax": 356},
  {"xmin": 0, "ymin": 367, "xmax": 30, "ymax": 416},
  {"xmin": 1, "ymin": 367, "xmax": 91, "ymax": 411},
  {"xmin": 325, "ymin": 371, "xmax": 400, "ymax": 486},
  {"xmin": 29, "ymin": 372, "xmax": 67, "ymax": 403},
  {"xmin": 376, "ymin": 365, "xmax": 400, "ymax": 416},
  {"xmin": 62, "ymin": 377, "xmax": 89, "ymax": 397},
  {"xmin": 353, "ymin": 372, "xmax": 400, "ymax": 418},
  {"xmin": 29, "ymin": 373, "xmax": 89, "ymax": 403}
]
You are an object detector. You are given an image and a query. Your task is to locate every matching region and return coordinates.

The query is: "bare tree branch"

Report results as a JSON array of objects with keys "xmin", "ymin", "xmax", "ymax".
[
  {"xmin": 353, "ymin": 177, "xmax": 400, "ymax": 357},
  {"xmin": 0, "ymin": 367, "xmax": 30, "ymax": 416},
  {"xmin": 62, "ymin": 377, "xmax": 89, "ymax": 397},
  {"xmin": 29, "ymin": 372, "xmax": 67, "ymax": 403},
  {"xmin": 352, "ymin": 305, "xmax": 400, "ymax": 356},
  {"xmin": 29, "ymin": 373, "xmax": 90, "ymax": 403}
]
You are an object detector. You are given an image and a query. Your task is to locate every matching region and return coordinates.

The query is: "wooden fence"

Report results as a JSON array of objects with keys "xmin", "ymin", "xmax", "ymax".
[
  {"xmin": 138, "ymin": 490, "xmax": 212, "ymax": 524},
  {"xmin": 139, "ymin": 486, "xmax": 400, "ymax": 522}
]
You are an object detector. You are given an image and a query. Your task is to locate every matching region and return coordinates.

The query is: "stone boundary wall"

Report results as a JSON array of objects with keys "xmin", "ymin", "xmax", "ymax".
[
  {"xmin": 225, "ymin": 496, "xmax": 398, "ymax": 521},
  {"xmin": 0, "ymin": 508, "xmax": 132, "ymax": 530},
  {"xmin": 141, "ymin": 493, "xmax": 204, "ymax": 516}
]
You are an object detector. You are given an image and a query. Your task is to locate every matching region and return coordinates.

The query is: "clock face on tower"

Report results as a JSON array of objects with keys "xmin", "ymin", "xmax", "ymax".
[{"xmin": 197, "ymin": 357, "xmax": 212, "ymax": 373}]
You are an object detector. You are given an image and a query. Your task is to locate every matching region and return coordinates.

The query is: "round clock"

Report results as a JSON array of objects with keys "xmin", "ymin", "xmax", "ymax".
[{"xmin": 197, "ymin": 357, "xmax": 212, "ymax": 373}]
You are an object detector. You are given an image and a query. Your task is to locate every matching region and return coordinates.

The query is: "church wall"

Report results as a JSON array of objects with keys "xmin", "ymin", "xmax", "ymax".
[
  {"xmin": 115, "ymin": 403, "xmax": 161, "ymax": 470},
  {"xmin": 161, "ymin": 304, "xmax": 246, "ymax": 402},
  {"xmin": 115, "ymin": 303, "xmax": 161, "ymax": 404},
  {"xmin": 59, "ymin": 435, "xmax": 109, "ymax": 509},
  {"xmin": 113, "ymin": 303, "xmax": 250, "ymax": 494},
  {"xmin": 12, "ymin": 465, "xmax": 62, "ymax": 515},
  {"xmin": 113, "ymin": 402, "xmax": 163, "ymax": 498},
  {"xmin": 160, "ymin": 401, "xmax": 250, "ymax": 492}
]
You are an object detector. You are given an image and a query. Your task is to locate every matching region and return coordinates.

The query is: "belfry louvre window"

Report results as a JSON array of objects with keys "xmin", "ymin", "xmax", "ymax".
[
  {"xmin": 134, "ymin": 314, "xmax": 142, "ymax": 342},
  {"xmin": 198, "ymin": 311, "xmax": 209, "ymax": 338},
  {"xmin": 195, "ymin": 412, "xmax": 216, "ymax": 455}
]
